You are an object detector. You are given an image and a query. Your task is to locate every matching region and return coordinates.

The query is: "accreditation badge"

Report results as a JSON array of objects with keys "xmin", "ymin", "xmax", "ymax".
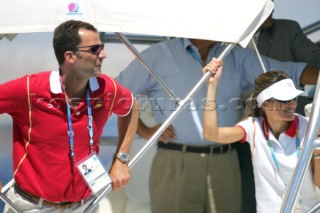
[{"xmin": 76, "ymin": 152, "xmax": 112, "ymax": 194}]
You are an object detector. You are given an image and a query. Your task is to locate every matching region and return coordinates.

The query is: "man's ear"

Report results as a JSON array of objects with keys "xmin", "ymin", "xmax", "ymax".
[{"xmin": 65, "ymin": 51, "xmax": 76, "ymax": 62}]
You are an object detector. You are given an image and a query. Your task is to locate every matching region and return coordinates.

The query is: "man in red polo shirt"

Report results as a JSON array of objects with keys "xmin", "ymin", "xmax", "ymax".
[{"xmin": 0, "ymin": 20, "xmax": 138, "ymax": 212}]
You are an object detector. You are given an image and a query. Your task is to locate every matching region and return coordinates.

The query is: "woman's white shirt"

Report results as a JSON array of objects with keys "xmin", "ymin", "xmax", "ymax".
[{"xmin": 237, "ymin": 114, "xmax": 320, "ymax": 213}]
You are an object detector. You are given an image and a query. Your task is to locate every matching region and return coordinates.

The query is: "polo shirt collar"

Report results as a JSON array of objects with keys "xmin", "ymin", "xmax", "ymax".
[
  {"xmin": 49, "ymin": 70, "xmax": 99, "ymax": 94},
  {"xmin": 263, "ymin": 115, "xmax": 298, "ymax": 138},
  {"xmin": 181, "ymin": 38, "xmax": 223, "ymax": 50},
  {"xmin": 285, "ymin": 116, "xmax": 299, "ymax": 138},
  {"xmin": 181, "ymin": 38, "xmax": 193, "ymax": 49}
]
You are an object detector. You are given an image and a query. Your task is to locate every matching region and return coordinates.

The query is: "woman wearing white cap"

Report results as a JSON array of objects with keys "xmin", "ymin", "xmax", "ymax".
[{"xmin": 203, "ymin": 58, "xmax": 320, "ymax": 213}]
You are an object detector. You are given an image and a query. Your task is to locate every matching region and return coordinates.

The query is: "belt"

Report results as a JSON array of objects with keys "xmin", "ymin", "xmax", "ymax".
[
  {"xmin": 157, "ymin": 141, "xmax": 234, "ymax": 154},
  {"xmin": 14, "ymin": 183, "xmax": 81, "ymax": 209}
]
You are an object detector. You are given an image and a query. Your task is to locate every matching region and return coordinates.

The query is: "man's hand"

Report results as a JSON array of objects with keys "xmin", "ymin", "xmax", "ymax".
[
  {"xmin": 109, "ymin": 160, "xmax": 130, "ymax": 192},
  {"xmin": 150, "ymin": 124, "xmax": 176, "ymax": 143},
  {"xmin": 138, "ymin": 119, "xmax": 176, "ymax": 143}
]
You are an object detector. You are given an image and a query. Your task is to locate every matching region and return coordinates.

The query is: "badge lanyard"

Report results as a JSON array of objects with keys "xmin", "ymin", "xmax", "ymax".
[
  {"xmin": 262, "ymin": 116, "xmax": 302, "ymax": 208},
  {"xmin": 66, "ymin": 89, "xmax": 94, "ymax": 161}
]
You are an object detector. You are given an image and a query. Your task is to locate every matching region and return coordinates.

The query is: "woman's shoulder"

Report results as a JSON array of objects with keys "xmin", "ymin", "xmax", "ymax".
[{"xmin": 296, "ymin": 113, "xmax": 308, "ymax": 123}]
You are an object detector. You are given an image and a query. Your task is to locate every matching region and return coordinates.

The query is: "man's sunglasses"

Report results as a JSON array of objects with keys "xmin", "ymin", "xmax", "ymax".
[
  {"xmin": 272, "ymin": 97, "xmax": 298, "ymax": 104},
  {"xmin": 74, "ymin": 44, "xmax": 104, "ymax": 55}
]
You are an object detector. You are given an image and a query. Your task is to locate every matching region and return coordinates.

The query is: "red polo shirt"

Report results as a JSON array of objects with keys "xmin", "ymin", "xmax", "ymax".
[{"xmin": 0, "ymin": 70, "xmax": 133, "ymax": 202}]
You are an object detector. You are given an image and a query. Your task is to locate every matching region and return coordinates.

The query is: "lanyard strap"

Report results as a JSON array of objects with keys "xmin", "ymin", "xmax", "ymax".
[
  {"xmin": 87, "ymin": 89, "xmax": 94, "ymax": 152},
  {"xmin": 66, "ymin": 89, "xmax": 94, "ymax": 161}
]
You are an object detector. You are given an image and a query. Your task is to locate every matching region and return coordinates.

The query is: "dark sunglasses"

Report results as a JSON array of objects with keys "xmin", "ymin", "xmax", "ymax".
[
  {"xmin": 74, "ymin": 43, "xmax": 104, "ymax": 55},
  {"xmin": 272, "ymin": 97, "xmax": 298, "ymax": 104}
]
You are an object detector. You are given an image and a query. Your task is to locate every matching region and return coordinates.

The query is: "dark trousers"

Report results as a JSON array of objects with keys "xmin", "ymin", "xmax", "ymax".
[{"xmin": 234, "ymin": 142, "xmax": 257, "ymax": 213}]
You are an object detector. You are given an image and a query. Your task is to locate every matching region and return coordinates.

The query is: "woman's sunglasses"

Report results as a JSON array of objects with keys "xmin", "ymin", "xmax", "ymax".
[
  {"xmin": 272, "ymin": 97, "xmax": 298, "ymax": 104},
  {"xmin": 74, "ymin": 44, "xmax": 104, "ymax": 55}
]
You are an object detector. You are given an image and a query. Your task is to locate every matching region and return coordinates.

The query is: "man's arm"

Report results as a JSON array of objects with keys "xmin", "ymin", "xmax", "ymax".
[
  {"xmin": 300, "ymin": 65, "xmax": 320, "ymax": 85},
  {"xmin": 109, "ymin": 99, "xmax": 139, "ymax": 191}
]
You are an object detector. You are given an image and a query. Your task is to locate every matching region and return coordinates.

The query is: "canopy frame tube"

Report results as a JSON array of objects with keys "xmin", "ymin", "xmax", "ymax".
[
  {"xmin": 307, "ymin": 196, "xmax": 320, "ymax": 213},
  {"xmin": 0, "ymin": 180, "xmax": 21, "ymax": 213}
]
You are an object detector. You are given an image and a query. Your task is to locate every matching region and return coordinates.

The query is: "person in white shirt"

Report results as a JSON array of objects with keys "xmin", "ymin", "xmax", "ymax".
[{"xmin": 203, "ymin": 58, "xmax": 320, "ymax": 212}]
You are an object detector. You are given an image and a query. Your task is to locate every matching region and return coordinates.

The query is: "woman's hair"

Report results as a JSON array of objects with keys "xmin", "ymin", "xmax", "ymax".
[{"xmin": 245, "ymin": 70, "xmax": 290, "ymax": 117}]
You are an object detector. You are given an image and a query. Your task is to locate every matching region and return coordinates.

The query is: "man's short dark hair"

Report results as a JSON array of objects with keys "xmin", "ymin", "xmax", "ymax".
[{"xmin": 53, "ymin": 20, "xmax": 97, "ymax": 65}]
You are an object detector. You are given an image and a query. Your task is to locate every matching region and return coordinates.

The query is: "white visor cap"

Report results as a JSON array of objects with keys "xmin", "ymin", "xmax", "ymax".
[{"xmin": 256, "ymin": 79, "xmax": 304, "ymax": 108}]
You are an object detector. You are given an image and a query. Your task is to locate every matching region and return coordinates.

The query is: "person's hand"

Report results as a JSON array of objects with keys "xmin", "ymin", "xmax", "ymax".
[
  {"xmin": 0, "ymin": 181, "xmax": 2, "ymax": 191},
  {"xmin": 148, "ymin": 124, "xmax": 176, "ymax": 144},
  {"xmin": 109, "ymin": 160, "xmax": 130, "ymax": 192},
  {"xmin": 203, "ymin": 58, "xmax": 223, "ymax": 84},
  {"xmin": 138, "ymin": 119, "xmax": 176, "ymax": 143}
]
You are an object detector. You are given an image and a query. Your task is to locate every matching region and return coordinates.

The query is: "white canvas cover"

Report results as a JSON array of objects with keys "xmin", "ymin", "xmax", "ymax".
[{"xmin": 0, "ymin": 0, "xmax": 273, "ymax": 47}]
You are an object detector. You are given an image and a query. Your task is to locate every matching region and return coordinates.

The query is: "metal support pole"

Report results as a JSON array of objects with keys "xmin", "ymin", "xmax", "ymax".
[
  {"xmin": 0, "ymin": 180, "xmax": 21, "ymax": 213},
  {"xmin": 115, "ymin": 32, "xmax": 180, "ymax": 103},
  {"xmin": 307, "ymin": 200, "xmax": 320, "ymax": 213},
  {"xmin": 0, "ymin": 193, "xmax": 22, "ymax": 213},
  {"xmin": 251, "ymin": 38, "xmax": 267, "ymax": 73},
  {"xmin": 1, "ymin": 179, "xmax": 14, "ymax": 194},
  {"xmin": 281, "ymin": 75, "xmax": 320, "ymax": 213},
  {"xmin": 84, "ymin": 43, "xmax": 236, "ymax": 213}
]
